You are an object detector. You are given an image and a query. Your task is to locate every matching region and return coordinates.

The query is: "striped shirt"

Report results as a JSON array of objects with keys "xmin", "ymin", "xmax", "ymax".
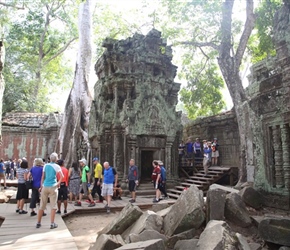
[{"xmin": 17, "ymin": 168, "xmax": 29, "ymax": 184}]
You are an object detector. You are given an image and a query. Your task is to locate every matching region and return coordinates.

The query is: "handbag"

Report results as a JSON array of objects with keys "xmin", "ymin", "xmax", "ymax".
[{"xmin": 25, "ymin": 179, "xmax": 33, "ymax": 189}]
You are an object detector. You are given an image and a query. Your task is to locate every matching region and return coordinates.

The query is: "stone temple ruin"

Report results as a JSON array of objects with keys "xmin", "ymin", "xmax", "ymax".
[{"xmin": 89, "ymin": 29, "xmax": 182, "ymax": 181}]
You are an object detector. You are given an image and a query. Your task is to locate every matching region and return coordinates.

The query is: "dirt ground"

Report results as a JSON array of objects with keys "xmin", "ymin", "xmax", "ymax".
[{"xmin": 63, "ymin": 212, "xmax": 120, "ymax": 250}]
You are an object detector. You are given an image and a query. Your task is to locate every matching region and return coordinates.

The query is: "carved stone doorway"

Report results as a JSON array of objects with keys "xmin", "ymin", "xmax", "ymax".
[{"xmin": 140, "ymin": 150, "xmax": 158, "ymax": 181}]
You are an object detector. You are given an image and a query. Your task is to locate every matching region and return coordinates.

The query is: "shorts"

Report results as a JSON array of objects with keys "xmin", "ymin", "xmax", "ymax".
[
  {"xmin": 79, "ymin": 182, "xmax": 88, "ymax": 196},
  {"xmin": 101, "ymin": 183, "xmax": 113, "ymax": 197},
  {"xmin": 128, "ymin": 180, "xmax": 136, "ymax": 192},
  {"xmin": 39, "ymin": 186, "xmax": 58, "ymax": 210},
  {"xmin": 187, "ymin": 152, "xmax": 193, "ymax": 159},
  {"xmin": 212, "ymin": 150, "xmax": 219, "ymax": 157},
  {"xmin": 153, "ymin": 181, "xmax": 162, "ymax": 190},
  {"xmin": 16, "ymin": 183, "xmax": 29, "ymax": 200},
  {"xmin": 58, "ymin": 184, "xmax": 68, "ymax": 201},
  {"xmin": 0, "ymin": 173, "xmax": 4, "ymax": 178}
]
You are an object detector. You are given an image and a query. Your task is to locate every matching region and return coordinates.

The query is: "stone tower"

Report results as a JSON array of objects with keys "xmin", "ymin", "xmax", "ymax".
[{"xmin": 89, "ymin": 29, "xmax": 182, "ymax": 181}]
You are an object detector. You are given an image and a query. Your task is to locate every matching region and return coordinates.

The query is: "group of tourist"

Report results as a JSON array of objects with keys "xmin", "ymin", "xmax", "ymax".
[{"xmin": 178, "ymin": 137, "xmax": 220, "ymax": 171}]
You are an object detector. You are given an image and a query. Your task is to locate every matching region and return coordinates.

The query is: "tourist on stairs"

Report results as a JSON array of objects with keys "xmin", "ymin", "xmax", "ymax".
[
  {"xmin": 16, "ymin": 160, "xmax": 29, "ymax": 214},
  {"xmin": 102, "ymin": 162, "xmax": 118, "ymax": 213},
  {"xmin": 91, "ymin": 157, "xmax": 103, "ymax": 203},
  {"xmin": 36, "ymin": 152, "xmax": 63, "ymax": 229},
  {"xmin": 152, "ymin": 161, "xmax": 162, "ymax": 203},
  {"xmin": 126, "ymin": 159, "xmax": 138, "ymax": 203},
  {"xmin": 211, "ymin": 138, "xmax": 220, "ymax": 166},
  {"xmin": 203, "ymin": 141, "xmax": 212, "ymax": 176},
  {"xmin": 56, "ymin": 159, "xmax": 69, "ymax": 214}
]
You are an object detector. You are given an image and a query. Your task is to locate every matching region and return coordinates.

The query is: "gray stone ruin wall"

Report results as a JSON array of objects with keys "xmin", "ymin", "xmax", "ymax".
[{"xmin": 89, "ymin": 29, "xmax": 182, "ymax": 181}]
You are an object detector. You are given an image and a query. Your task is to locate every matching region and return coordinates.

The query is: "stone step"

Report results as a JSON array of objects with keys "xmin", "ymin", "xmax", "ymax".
[
  {"xmin": 167, "ymin": 193, "xmax": 180, "ymax": 199},
  {"xmin": 185, "ymin": 179, "xmax": 209, "ymax": 185},
  {"xmin": 175, "ymin": 185, "xmax": 186, "ymax": 190},
  {"xmin": 167, "ymin": 189, "xmax": 183, "ymax": 194},
  {"xmin": 189, "ymin": 176, "xmax": 214, "ymax": 181},
  {"xmin": 180, "ymin": 182, "xmax": 202, "ymax": 189}
]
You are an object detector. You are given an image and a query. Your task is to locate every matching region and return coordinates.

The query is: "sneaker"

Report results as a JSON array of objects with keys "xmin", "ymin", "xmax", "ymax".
[
  {"xmin": 88, "ymin": 202, "xmax": 95, "ymax": 207},
  {"xmin": 16, "ymin": 209, "xmax": 19, "ymax": 213},
  {"xmin": 50, "ymin": 223, "xmax": 58, "ymax": 229},
  {"xmin": 163, "ymin": 196, "xmax": 169, "ymax": 200},
  {"xmin": 19, "ymin": 210, "xmax": 28, "ymax": 214},
  {"xmin": 104, "ymin": 204, "xmax": 108, "ymax": 209},
  {"xmin": 152, "ymin": 198, "xmax": 159, "ymax": 203},
  {"xmin": 56, "ymin": 210, "xmax": 61, "ymax": 214},
  {"xmin": 118, "ymin": 197, "xmax": 122, "ymax": 200},
  {"xmin": 129, "ymin": 199, "xmax": 135, "ymax": 203},
  {"xmin": 85, "ymin": 199, "xmax": 91, "ymax": 203},
  {"xmin": 74, "ymin": 201, "xmax": 82, "ymax": 206},
  {"xmin": 31, "ymin": 211, "xmax": 37, "ymax": 216},
  {"xmin": 64, "ymin": 210, "xmax": 67, "ymax": 214},
  {"xmin": 43, "ymin": 213, "xmax": 47, "ymax": 216},
  {"xmin": 4, "ymin": 187, "xmax": 7, "ymax": 189},
  {"xmin": 36, "ymin": 223, "xmax": 41, "ymax": 228},
  {"xmin": 106, "ymin": 207, "xmax": 110, "ymax": 214},
  {"xmin": 96, "ymin": 200, "xmax": 103, "ymax": 203}
]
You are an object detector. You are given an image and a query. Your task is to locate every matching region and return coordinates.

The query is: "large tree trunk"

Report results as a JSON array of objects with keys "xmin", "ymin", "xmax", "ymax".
[
  {"xmin": 58, "ymin": 0, "xmax": 95, "ymax": 167},
  {"xmin": 218, "ymin": 0, "xmax": 256, "ymax": 184},
  {"xmin": 0, "ymin": 40, "xmax": 5, "ymax": 143}
]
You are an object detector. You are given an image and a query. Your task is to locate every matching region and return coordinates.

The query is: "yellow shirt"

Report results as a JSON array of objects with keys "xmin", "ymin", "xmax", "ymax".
[{"xmin": 94, "ymin": 163, "xmax": 103, "ymax": 179}]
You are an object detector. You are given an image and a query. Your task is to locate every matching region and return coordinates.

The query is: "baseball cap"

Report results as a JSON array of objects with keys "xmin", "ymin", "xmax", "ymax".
[
  {"xmin": 79, "ymin": 158, "xmax": 87, "ymax": 165},
  {"xmin": 93, "ymin": 157, "xmax": 99, "ymax": 161}
]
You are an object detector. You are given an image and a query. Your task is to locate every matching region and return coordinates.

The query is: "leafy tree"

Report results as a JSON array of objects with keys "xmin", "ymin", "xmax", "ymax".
[{"xmin": 3, "ymin": 0, "xmax": 78, "ymax": 113}]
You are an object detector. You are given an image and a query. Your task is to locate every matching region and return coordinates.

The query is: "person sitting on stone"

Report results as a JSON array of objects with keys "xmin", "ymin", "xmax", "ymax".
[{"xmin": 112, "ymin": 182, "xmax": 123, "ymax": 200}]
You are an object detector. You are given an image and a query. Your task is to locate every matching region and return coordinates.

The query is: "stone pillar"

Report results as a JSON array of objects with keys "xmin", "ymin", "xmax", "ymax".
[
  {"xmin": 272, "ymin": 125, "xmax": 284, "ymax": 188},
  {"xmin": 114, "ymin": 85, "xmax": 118, "ymax": 119},
  {"xmin": 281, "ymin": 124, "xmax": 290, "ymax": 189},
  {"xmin": 165, "ymin": 142, "xmax": 173, "ymax": 179},
  {"xmin": 113, "ymin": 125, "xmax": 124, "ymax": 178}
]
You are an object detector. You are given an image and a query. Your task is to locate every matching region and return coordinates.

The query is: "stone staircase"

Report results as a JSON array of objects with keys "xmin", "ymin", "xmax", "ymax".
[{"xmin": 167, "ymin": 166, "xmax": 232, "ymax": 199}]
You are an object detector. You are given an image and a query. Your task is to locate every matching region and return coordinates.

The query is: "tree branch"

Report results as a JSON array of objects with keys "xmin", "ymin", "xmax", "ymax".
[
  {"xmin": 0, "ymin": 1, "xmax": 24, "ymax": 9},
  {"xmin": 173, "ymin": 40, "xmax": 219, "ymax": 50},
  {"xmin": 235, "ymin": 0, "xmax": 256, "ymax": 68},
  {"xmin": 43, "ymin": 37, "xmax": 77, "ymax": 66}
]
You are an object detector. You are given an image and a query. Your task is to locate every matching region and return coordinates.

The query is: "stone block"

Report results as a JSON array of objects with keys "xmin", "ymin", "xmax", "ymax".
[
  {"xmin": 89, "ymin": 234, "xmax": 125, "ymax": 250},
  {"xmin": 156, "ymin": 206, "xmax": 172, "ymax": 218},
  {"xmin": 99, "ymin": 203, "xmax": 143, "ymax": 235},
  {"xmin": 122, "ymin": 210, "xmax": 163, "ymax": 239},
  {"xmin": 166, "ymin": 229, "xmax": 195, "ymax": 249},
  {"xmin": 0, "ymin": 193, "xmax": 8, "ymax": 203},
  {"xmin": 279, "ymin": 247, "xmax": 290, "ymax": 250},
  {"xmin": 236, "ymin": 233, "xmax": 251, "ymax": 250},
  {"xmin": 174, "ymin": 239, "xmax": 198, "ymax": 250},
  {"xmin": 239, "ymin": 187, "xmax": 263, "ymax": 209},
  {"xmin": 258, "ymin": 217, "xmax": 290, "ymax": 246},
  {"xmin": 209, "ymin": 184, "xmax": 239, "ymax": 194},
  {"xmin": 127, "ymin": 229, "xmax": 167, "ymax": 244},
  {"xmin": 151, "ymin": 203, "xmax": 169, "ymax": 212},
  {"xmin": 115, "ymin": 239, "xmax": 165, "ymax": 250},
  {"xmin": 225, "ymin": 193, "xmax": 252, "ymax": 227},
  {"xmin": 206, "ymin": 187, "xmax": 227, "ymax": 222},
  {"xmin": 197, "ymin": 220, "xmax": 237, "ymax": 249},
  {"xmin": 163, "ymin": 185, "xmax": 205, "ymax": 236},
  {"xmin": 249, "ymin": 243, "xmax": 262, "ymax": 250}
]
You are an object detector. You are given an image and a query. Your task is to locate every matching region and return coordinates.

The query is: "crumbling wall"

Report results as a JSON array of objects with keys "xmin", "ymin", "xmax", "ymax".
[{"xmin": 0, "ymin": 112, "xmax": 62, "ymax": 165}]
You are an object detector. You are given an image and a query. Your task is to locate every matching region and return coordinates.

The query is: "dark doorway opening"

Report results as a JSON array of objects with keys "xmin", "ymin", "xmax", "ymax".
[{"xmin": 141, "ymin": 150, "xmax": 155, "ymax": 181}]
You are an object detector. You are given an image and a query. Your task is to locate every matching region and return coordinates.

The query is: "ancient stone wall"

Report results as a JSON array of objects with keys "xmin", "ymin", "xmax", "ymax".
[
  {"xmin": 183, "ymin": 110, "xmax": 240, "ymax": 167},
  {"xmin": 0, "ymin": 112, "xmax": 62, "ymax": 165}
]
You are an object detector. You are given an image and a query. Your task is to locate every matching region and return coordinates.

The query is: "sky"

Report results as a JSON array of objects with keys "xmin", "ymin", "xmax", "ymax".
[{"xmin": 52, "ymin": 0, "xmax": 254, "ymax": 112}]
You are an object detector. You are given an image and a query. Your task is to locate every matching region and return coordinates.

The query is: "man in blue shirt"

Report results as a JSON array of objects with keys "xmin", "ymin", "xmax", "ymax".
[
  {"xmin": 36, "ymin": 152, "xmax": 63, "ymax": 229},
  {"xmin": 185, "ymin": 138, "xmax": 194, "ymax": 167},
  {"xmin": 0, "ymin": 159, "xmax": 7, "ymax": 189},
  {"xmin": 102, "ymin": 162, "xmax": 118, "ymax": 213}
]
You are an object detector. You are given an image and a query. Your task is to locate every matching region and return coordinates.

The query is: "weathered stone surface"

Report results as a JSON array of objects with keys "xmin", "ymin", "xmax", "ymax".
[
  {"xmin": 89, "ymin": 234, "xmax": 125, "ymax": 250},
  {"xmin": 279, "ymin": 247, "xmax": 290, "ymax": 250},
  {"xmin": 163, "ymin": 185, "xmax": 205, "ymax": 236},
  {"xmin": 166, "ymin": 229, "xmax": 195, "ymax": 249},
  {"xmin": 209, "ymin": 184, "xmax": 239, "ymax": 194},
  {"xmin": 239, "ymin": 187, "xmax": 263, "ymax": 209},
  {"xmin": 127, "ymin": 229, "xmax": 167, "ymax": 244},
  {"xmin": 197, "ymin": 220, "xmax": 237, "ymax": 250},
  {"xmin": 156, "ymin": 206, "xmax": 172, "ymax": 218},
  {"xmin": 122, "ymin": 210, "xmax": 163, "ymax": 239},
  {"xmin": 251, "ymin": 216, "xmax": 263, "ymax": 227},
  {"xmin": 225, "ymin": 193, "xmax": 252, "ymax": 227},
  {"xmin": 0, "ymin": 193, "xmax": 8, "ymax": 203},
  {"xmin": 206, "ymin": 186, "xmax": 227, "ymax": 222},
  {"xmin": 236, "ymin": 233, "xmax": 251, "ymax": 250},
  {"xmin": 151, "ymin": 203, "xmax": 169, "ymax": 213},
  {"xmin": 99, "ymin": 203, "xmax": 143, "ymax": 235},
  {"xmin": 249, "ymin": 243, "xmax": 262, "ymax": 250},
  {"xmin": 115, "ymin": 239, "xmax": 165, "ymax": 250},
  {"xmin": 258, "ymin": 217, "xmax": 290, "ymax": 246},
  {"xmin": 174, "ymin": 239, "xmax": 198, "ymax": 250}
]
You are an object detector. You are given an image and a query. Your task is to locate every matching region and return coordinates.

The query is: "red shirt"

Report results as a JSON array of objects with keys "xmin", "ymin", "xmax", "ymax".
[
  {"xmin": 151, "ymin": 166, "xmax": 161, "ymax": 182},
  {"xmin": 57, "ymin": 166, "xmax": 69, "ymax": 186}
]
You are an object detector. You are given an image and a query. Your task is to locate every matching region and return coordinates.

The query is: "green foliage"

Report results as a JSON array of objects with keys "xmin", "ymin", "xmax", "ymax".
[{"xmin": 248, "ymin": 0, "xmax": 283, "ymax": 63}]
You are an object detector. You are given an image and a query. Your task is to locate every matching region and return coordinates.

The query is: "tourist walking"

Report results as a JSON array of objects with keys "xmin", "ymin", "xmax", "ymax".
[
  {"xmin": 36, "ymin": 152, "xmax": 63, "ymax": 229},
  {"xmin": 126, "ymin": 159, "xmax": 138, "ymax": 203},
  {"xmin": 194, "ymin": 137, "xmax": 202, "ymax": 159},
  {"xmin": 102, "ymin": 162, "xmax": 118, "ymax": 213},
  {"xmin": 91, "ymin": 157, "xmax": 103, "ymax": 203},
  {"xmin": 211, "ymin": 138, "xmax": 219, "ymax": 166},
  {"xmin": 56, "ymin": 159, "xmax": 69, "ymax": 214},
  {"xmin": 203, "ymin": 141, "xmax": 212, "ymax": 176},
  {"xmin": 5, "ymin": 160, "xmax": 11, "ymax": 180},
  {"xmin": 28, "ymin": 158, "xmax": 44, "ymax": 216},
  {"xmin": 68, "ymin": 162, "xmax": 81, "ymax": 202},
  {"xmin": 74, "ymin": 158, "xmax": 95, "ymax": 207},
  {"xmin": 16, "ymin": 160, "xmax": 29, "ymax": 214},
  {"xmin": 0, "ymin": 159, "xmax": 7, "ymax": 189},
  {"xmin": 158, "ymin": 161, "xmax": 168, "ymax": 199},
  {"xmin": 185, "ymin": 138, "xmax": 194, "ymax": 167},
  {"xmin": 152, "ymin": 161, "xmax": 162, "ymax": 203}
]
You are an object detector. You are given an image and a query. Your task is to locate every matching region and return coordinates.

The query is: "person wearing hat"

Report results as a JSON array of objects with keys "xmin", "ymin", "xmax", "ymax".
[
  {"xmin": 74, "ymin": 158, "xmax": 95, "ymax": 207},
  {"xmin": 91, "ymin": 157, "xmax": 103, "ymax": 203},
  {"xmin": 211, "ymin": 138, "xmax": 219, "ymax": 166}
]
